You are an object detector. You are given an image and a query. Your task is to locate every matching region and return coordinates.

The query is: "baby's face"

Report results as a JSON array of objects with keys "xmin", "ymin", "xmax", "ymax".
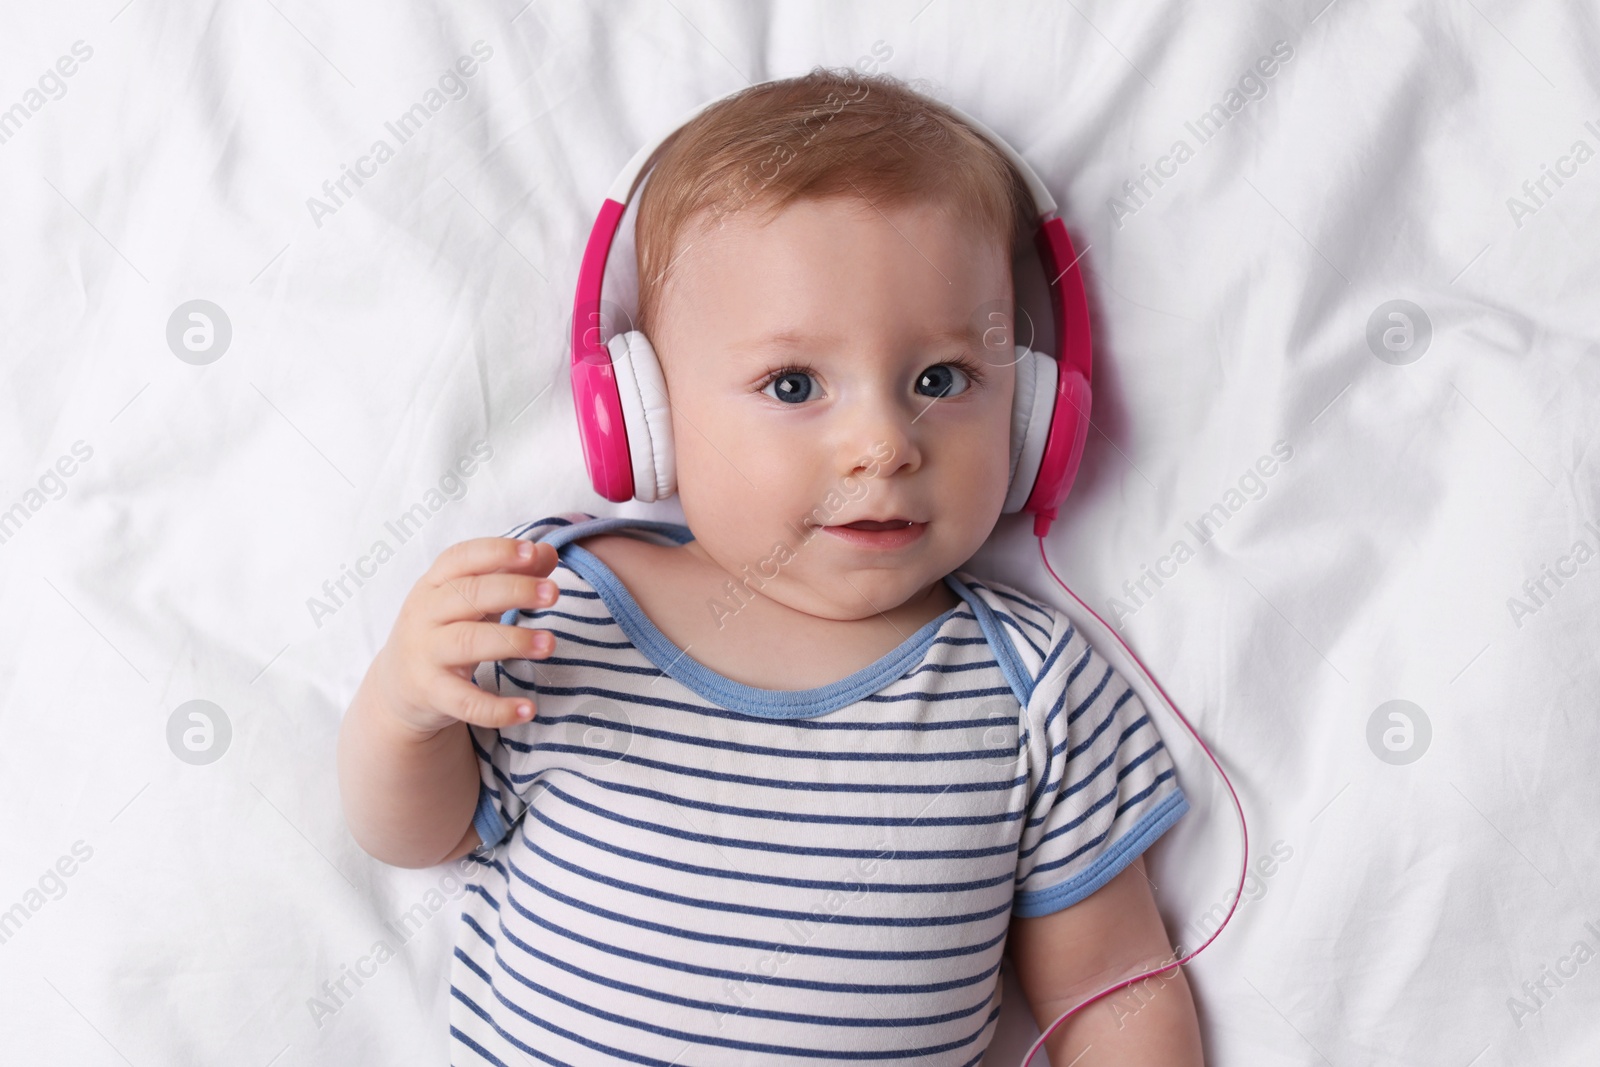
[{"xmin": 652, "ymin": 193, "xmax": 1016, "ymax": 622}]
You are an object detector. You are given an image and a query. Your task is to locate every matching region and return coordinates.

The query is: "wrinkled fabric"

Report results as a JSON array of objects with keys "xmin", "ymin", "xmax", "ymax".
[{"xmin": 1, "ymin": 2, "xmax": 1596, "ymax": 1065}]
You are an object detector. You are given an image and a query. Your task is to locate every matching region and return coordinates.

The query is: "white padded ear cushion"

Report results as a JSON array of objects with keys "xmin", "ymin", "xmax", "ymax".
[
  {"xmin": 606, "ymin": 331, "xmax": 676, "ymax": 502},
  {"xmin": 1003, "ymin": 346, "xmax": 1058, "ymax": 514}
]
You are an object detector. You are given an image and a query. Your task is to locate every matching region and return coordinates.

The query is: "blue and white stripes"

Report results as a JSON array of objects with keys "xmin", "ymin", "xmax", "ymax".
[{"xmin": 451, "ymin": 513, "xmax": 1187, "ymax": 1066}]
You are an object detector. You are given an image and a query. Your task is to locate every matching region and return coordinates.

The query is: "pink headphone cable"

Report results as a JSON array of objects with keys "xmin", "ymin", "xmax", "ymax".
[{"xmin": 1020, "ymin": 534, "xmax": 1250, "ymax": 1066}]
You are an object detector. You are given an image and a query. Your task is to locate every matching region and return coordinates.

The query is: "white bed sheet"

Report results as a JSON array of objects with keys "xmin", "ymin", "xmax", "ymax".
[{"xmin": 2, "ymin": 1, "xmax": 1598, "ymax": 1064}]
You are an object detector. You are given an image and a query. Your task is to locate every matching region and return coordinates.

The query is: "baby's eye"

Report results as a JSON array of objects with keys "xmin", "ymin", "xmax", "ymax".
[
  {"xmin": 762, "ymin": 370, "xmax": 817, "ymax": 404},
  {"xmin": 915, "ymin": 364, "xmax": 972, "ymax": 399}
]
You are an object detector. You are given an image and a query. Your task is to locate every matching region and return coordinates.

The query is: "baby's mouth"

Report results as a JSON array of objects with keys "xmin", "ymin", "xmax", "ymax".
[
  {"xmin": 815, "ymin": 517, "xmax": 928, "ymax": 549},
  {"xmin": 839, "ymin": 519, "xmax": 914, "ymax": 531}
]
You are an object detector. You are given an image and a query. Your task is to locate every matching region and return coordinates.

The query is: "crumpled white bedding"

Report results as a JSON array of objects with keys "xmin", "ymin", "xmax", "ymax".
[{"xmin": 2, "ymin": 0, "xmax": 1598, "ymax": 1064}]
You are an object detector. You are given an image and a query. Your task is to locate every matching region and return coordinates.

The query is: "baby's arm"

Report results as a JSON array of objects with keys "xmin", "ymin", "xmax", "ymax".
[
  {"xmin": 1008, "ymin": 856, "xmax": 1204, "ymax": 1065},
  {"xmin": 337, "ymin": 537, "xmax": 559, "ymax": 869}
]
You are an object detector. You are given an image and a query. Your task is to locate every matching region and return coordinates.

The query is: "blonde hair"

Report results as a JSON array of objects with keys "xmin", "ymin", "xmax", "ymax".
[{"xmin": 633, "ymin": 68, "xmax": 1035, "ymax": 337}]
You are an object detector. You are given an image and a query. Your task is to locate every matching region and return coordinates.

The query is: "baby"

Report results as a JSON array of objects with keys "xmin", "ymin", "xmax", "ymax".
[{"xmin": 339, "ymin": 70, "xmax": 1202, "ymax": 1065}]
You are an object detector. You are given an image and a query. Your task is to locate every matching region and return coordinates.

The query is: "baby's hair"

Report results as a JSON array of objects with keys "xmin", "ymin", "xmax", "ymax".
[{"xmin": 633, "ymin": 67, "xmax": 1036, "ymax": 337}]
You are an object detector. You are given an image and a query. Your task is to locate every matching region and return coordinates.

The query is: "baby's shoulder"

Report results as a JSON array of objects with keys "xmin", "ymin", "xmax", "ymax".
[{"xmin": 950, "ymin": 570, "xmax": 1083, "ymax": 704}]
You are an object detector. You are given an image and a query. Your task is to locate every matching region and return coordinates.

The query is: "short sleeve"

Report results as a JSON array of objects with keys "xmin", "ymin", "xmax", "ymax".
[
  {"xmin": 466, "ymin": 513, "xmax": 593, "ymax": 853},
  {"xmin": 1012, "ymin": 617, "xmax": 1190, "ymax": 918}
]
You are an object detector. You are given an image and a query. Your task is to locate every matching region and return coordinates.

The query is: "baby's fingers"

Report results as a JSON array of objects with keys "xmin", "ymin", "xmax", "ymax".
[
  {"xmin": 428, "ymin": 572, "xmax": 558, "ymax": 626},
  {"xmin": 428, "ymin": 672, "xmax": 537, "ymax": 729},
  {"xmin": 436, "ymin": 620, "xmax": 554, "ymax": 671},
  {"xmin": 429, "ymin": 537, "xmax": 555, "ymax": 585}
]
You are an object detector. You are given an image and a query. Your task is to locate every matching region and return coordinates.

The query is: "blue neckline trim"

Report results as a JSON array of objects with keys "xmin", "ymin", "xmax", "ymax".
[
  {"xmin": 960, "ymin": 584, "xmax": 1036, "ymax": 708},
  {"xmin": 538, "ymin": 516, "xmax": 1029, "ymax": 718}
]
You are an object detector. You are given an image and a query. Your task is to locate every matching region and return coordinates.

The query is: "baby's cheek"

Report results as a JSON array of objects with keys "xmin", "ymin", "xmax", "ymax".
[
  {"xmin": 936, "ymin": 439, "xmax": 1009, "ymax": 535},
  {"xmin": 951, "ymin": 428, "xmax": 1011, "ymax": 486}
]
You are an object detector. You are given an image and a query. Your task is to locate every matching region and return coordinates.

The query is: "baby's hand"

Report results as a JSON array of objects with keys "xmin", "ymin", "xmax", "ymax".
[{"xmin": 369, "ymin": 537, "xmax": 559, "ymax": 736}]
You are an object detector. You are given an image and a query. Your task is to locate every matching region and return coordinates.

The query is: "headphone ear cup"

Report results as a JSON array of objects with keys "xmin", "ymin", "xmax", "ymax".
[
  {"xmin": 606, "ymin": 331, "xmax": 676, "ymax": 502},
  {"xmin": 1003, "ymin": 346, "xmax": 1058, "ymax": 514}
]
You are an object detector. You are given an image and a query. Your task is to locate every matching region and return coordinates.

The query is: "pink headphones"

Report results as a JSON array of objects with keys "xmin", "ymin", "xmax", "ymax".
[{"xmin": 570, "ymin": 82, "xmax": 1094, "ymax": 538}]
